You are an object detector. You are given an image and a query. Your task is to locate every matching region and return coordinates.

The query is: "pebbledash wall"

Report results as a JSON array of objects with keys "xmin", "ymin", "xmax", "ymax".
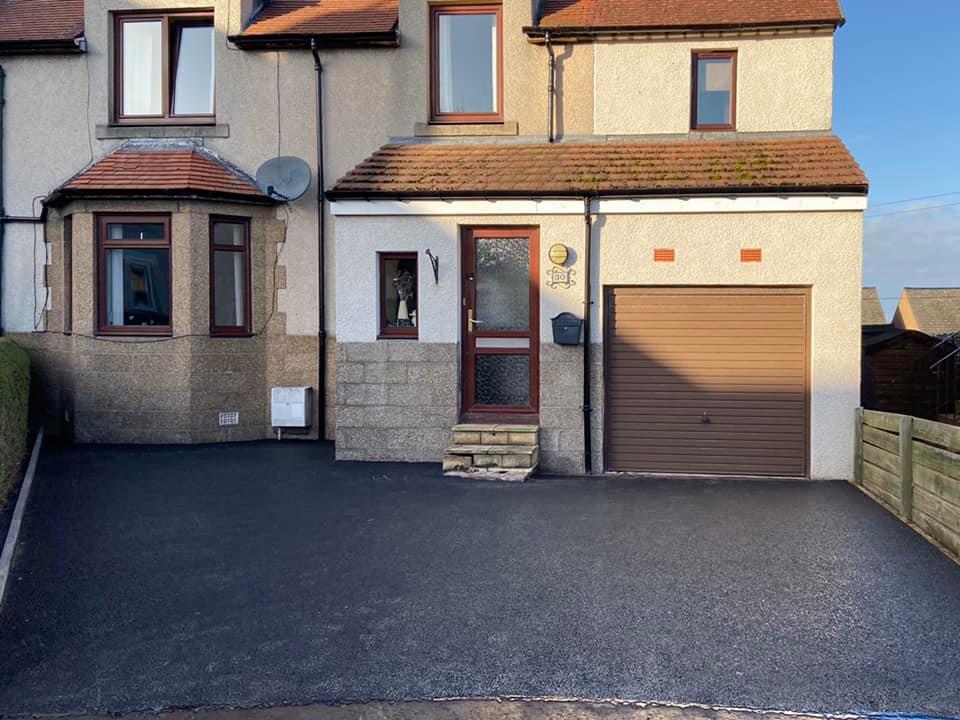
[{"xmin": 332, "ymin": 205, "xmax": 864, "ymax": 479}]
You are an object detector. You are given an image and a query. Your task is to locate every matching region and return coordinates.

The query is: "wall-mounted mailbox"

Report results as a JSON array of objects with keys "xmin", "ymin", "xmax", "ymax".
[{"xmin": 551, "ymin": 312, "xmax": 583, "ymax": 346}]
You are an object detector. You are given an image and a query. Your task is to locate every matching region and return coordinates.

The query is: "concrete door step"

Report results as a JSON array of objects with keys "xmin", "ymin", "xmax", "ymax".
[
  {"xmin": 443, "ymin": 467, "xmax": 534, "ymax": 482},
  {"xmin": 452, "ymin": 424, "xmax": 539, "ymax": 446}
]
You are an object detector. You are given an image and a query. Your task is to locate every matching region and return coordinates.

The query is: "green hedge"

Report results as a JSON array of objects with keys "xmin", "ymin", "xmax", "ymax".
[{"xmin": 0, "ymin": 337, "xmax": 30, "ymax": 508}]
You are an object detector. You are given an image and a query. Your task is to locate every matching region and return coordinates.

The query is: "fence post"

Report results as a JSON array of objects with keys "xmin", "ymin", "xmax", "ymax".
[
  {"xmin": 899, "ymin": 415, "xmax": 914, "ymax": 520},
  {"xmin": 853, "ymin": 407, "xmax": 863, "ymax": 485}
]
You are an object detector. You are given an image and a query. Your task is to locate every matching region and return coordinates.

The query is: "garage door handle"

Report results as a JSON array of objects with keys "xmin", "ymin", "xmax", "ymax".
[{"xmin": 702, "ymin": 412, "xmax": 711, "ymax": 424}]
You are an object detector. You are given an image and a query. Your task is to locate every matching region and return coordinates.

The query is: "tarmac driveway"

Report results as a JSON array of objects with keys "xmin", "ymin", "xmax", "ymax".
[{"xmin": 1, "ymin": 441, "xmax": 959, "ymax": 717}]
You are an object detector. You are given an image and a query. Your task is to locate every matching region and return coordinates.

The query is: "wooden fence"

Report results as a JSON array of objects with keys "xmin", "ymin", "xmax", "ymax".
[{"xmin": 854, "ymin": 409, "xmax": 960, "ymax": 561}]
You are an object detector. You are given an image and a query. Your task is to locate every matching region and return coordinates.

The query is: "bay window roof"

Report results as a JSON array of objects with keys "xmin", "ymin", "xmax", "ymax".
[
  {"xmin": 0, "ymin": 0, "xmax": 84, "ymax": 53},
  {"xmin": 46, "ymin": 142, "xmax": 275, "ymax": 206}
]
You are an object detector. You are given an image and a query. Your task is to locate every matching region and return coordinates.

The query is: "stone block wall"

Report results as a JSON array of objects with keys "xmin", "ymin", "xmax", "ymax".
[{"xmin": 335, "ymin": 342, "xmax": 459, "ymax": 462}]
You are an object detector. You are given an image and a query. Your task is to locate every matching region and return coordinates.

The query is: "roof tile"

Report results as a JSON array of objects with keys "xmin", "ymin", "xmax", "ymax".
[
  {"xmin": 538, "ymin": 0, "xmax": 844, "ymax": 31},
  {"xmin": 53, "ymin": 146, "xmax": 270, "ymax": 203},
  {"xmin": 0, "ymin": 0, "xmax": 83, "ymax": 45},
  {"xmin": 329, "ymin": 136, "xmax": 868, "ymax": 198},
  {"xmin": 241, "ymin": 0, "xmax": 398, "ymax": 38}
]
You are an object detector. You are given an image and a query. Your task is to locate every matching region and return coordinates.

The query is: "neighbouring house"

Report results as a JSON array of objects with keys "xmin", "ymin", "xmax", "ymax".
[
  {"xmin": 0, "ymin": 0, "xmax": 868, "ymax": 480},
  {"xmin": 893, "ymin": 288, "xmax": 960, "ymax": 339},
  {"xmin": 862, "ymin": 287, "xmax": 887, "ymax": 325}
]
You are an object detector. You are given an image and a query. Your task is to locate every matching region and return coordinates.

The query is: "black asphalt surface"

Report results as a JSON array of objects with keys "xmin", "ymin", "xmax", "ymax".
[{"xmin": 1, "ymin": 441, "xmax": 959, "ymax": 718}]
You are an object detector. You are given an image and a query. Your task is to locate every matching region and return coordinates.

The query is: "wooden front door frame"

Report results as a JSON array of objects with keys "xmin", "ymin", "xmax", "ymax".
[{"xmin": 460, "ymin": 226, "xmax": 540, "ymax": 418}]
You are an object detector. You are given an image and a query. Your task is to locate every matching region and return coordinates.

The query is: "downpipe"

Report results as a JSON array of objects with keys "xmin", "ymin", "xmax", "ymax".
[
  {"xmin": 545, "ymin": 32, "xmax": 555, "ymax": 143},
  {"xmin": 311, "ymin": 39, "xmax": 327, "ymax": 441},
  {"xmin": 582, "ymin": 197, "xmax": 593, "ymax": 473}
]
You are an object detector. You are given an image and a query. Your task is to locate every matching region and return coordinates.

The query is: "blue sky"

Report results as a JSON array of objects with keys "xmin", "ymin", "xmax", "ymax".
[{"xmin": 834, "ymin": 0, "xmax": 960, "ymax": 317}]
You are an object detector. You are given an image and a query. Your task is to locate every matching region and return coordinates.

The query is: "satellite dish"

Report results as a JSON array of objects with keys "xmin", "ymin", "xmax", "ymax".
[{"xmin": 255, "ymin": 156, "xmax": 311, "ymax": 201}]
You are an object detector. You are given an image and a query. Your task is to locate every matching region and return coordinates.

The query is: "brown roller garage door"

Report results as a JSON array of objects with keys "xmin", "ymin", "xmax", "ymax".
[{"xmin": 604, "ymin": 287, "xmax": 809, "ymax": 477}]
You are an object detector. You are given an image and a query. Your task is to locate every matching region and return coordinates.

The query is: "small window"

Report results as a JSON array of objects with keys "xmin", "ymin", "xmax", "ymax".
[
  {"xmin": 97, "ymin": 216, "xmax": 172, "ymax": 335},
  {"xmin": 210, "ymin": 217, "xmax": 251, "ymax": 336},
  {"xmin": 115, "ymin": 12, "xmax": 215, "ymax": 123},
  {"xmin": 63, "ymin": 216, "xmax": 73, "ymax": 335},
  {"xmin": 379, "ymin": 253, "xmax": 418, "ymax": 339},
  {"xmin": 430, "ymin": 4, "xmax": 503, "ymax": 124},
  {"xmin": 692, "ymin": 51, "xmax": 736, "ymax": 130}
]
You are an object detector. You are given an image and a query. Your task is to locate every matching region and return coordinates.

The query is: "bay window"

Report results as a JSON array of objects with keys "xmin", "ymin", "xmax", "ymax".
[
  {"xmin": 210, "ymin": 217, "xmax": 252, "ymax": 336},
  {"xmin": 97, "ymin": 216, "xmax": 172, "ymax": 335}
]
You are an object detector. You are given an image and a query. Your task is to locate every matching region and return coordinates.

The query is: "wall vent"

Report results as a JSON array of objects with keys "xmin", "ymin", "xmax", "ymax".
[
  {"xmin": 654, "ymin": 248, "xmax": 675, "ymax": 262},
  {"xmin": 741, "ymin": 248, "xmax": 763, "ymax": 263},
  {"xmin": 219, "ymin": 411, "xmax": 240, "ymax": 426}
]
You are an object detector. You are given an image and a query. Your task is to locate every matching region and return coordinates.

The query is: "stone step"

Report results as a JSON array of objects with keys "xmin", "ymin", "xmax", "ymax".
[
  {"xmin": 444, "ymin": 468, "xmax": 534, "ymax": 482},
  {"xmin": 451, "ymin": 423, "xmax": 539, "ymax": 446},
  {"xmin": 443, "ymin": 444, "xmax": 540, "ymax": 472}
]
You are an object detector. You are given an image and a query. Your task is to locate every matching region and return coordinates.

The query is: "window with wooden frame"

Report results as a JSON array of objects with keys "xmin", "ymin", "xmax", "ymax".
[
  {"xmin": 692, "ymin": 51, "xmax": 736, "ymax": 130},
  {"xmin": 114, "ymin": 10, "xmax": 215, "ymax": 124},
  {"xmin": 379, "ymin": 253, "xmax": 418, "ymax": 339},
  {"xmin": 97, "ymin": 215, "xmax": 172, "ymax": 335},
  {"xmin": 210, "ymin": 217, "xmax": 252, "ymax": 336},
  {"xmin": 429, "ymin": 4, "xmax": 503, "ymax": 124}
]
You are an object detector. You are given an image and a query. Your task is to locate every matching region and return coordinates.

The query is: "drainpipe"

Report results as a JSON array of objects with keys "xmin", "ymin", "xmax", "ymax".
[
  {"xmin": 545, "ymin": 32, "xmax": 555, "ymax": 143},
  {"xmin": 582, "ymin": 196, "xmax": 593, "ymax": 473},
  {"xmin": 310, "ymin": 39, "xmax": 327, "ymax": 441}
]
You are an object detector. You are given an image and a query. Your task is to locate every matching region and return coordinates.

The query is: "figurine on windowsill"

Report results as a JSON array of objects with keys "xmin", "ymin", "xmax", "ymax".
[{"xmin": 393, "ymin": 269, "xmax": 415, "ymax": 327}]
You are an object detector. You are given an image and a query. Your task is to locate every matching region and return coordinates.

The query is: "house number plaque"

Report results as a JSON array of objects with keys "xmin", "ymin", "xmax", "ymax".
[{"xmin": 546, "ymin": 266, "xmax": 577, "ymax": 289}]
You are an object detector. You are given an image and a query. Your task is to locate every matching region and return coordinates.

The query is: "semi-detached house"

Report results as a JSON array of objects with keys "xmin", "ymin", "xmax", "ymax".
[{"xmin": 0, "ymin": 0, "xmax": 868, "ymax": 480}]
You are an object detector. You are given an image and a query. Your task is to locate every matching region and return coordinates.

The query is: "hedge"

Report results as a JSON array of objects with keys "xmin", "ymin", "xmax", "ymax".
[{"xmin": 0, "ymin": 337, "xmax": 30, "ymax": 509}]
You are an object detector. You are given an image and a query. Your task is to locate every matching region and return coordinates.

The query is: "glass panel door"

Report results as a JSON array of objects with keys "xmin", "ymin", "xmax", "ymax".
[{"xmin": 462, "ymin": 228, "xmax": 539, "ymax": 415}]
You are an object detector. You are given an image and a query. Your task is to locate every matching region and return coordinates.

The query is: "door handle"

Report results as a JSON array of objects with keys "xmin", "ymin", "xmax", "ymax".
[{"xmin": 467, "ymin": 308, "xmax": 483, "ymax": 334}]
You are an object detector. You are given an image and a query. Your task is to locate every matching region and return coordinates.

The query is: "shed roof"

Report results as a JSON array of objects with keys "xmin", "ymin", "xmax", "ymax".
[
  {"xmin": 328, "ymin": 135, "xmax": 867, "ymax": 199},
  {"xmin": 0, "ymin": 0, "xmax": 84, "ymax": 53},
  {"xmin": 533, "ymin": 0, "xmax": 844, "ymax": 33},
  {"xmin": 47, "ymin": 143, "xmax": 274, "ymax": 206},
  {"xmin": 233, "ymin": 0, "xmax": 399, "ymax": 47}
]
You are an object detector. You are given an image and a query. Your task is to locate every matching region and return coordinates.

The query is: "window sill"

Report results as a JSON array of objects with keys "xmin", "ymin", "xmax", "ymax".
[
  {"xmin": 378, "ymin": 334, "xmax": 419, "ymax": 341},
  {"xmin": 414, "ymin": 121, "xmax": 518, "ymax": 138},
  {"xmin": 96, "ymin": 124, "xmax": 230, "ymax": 140}
]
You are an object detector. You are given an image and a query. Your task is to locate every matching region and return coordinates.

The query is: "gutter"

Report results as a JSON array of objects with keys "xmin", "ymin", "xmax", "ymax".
[
  {"xmin": 0, "ymin": 37, "xmax": 86, "ymax": 55},
  {"xmin": 229, "ymin": 29, "xmax": 399, "ymax": 50},
  {"xmin": 523, "ymin": 20, "xmax": 844, "ymax": 42},
  {"xmin": 311, "ymin": 39, "xmax": 327, "ymax": 442}
]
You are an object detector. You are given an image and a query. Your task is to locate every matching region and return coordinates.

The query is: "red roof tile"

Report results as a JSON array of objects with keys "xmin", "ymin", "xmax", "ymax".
[
  {"xmin": 537, "ymin": 0, "xmax": 844, "ymax": 31},
  {"xmin": 0, "ymin": 0, "xmax": 84, "ymax": 47},
  {"xmin": 51, "ymin": 146, "xmax": 272, "ymax": 204},
  {"xmin": 328, "ymin": 136, "xmax": 868, "ymax": 198},
  {"xmin": 239, "ymin": 0, "xmax": 398, "ymax": 41}
]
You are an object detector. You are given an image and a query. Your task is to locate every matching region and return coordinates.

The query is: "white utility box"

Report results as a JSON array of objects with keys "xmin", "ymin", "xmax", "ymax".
[{"xmin": 271, "ymin": 387, "xmax": 313, "ymax": 428}]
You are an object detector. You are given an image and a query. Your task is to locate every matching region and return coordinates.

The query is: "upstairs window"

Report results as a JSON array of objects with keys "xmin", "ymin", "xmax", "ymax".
[
  {"xmin": 115, "ymin": 11, "xmax": 215, "ymax": 124},
  {"xmin": 692, "ymin": 51, "xmax": 736, "ymax": 130},
  {"xmin": 430, "ymin": 4, "xmax": 503, "ymax": 123}
]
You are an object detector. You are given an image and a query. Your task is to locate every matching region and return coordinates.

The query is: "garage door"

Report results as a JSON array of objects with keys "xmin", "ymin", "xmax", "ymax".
[{"xmin": 604, "ymin": 287, "xmax": 808, "ymax": 477}]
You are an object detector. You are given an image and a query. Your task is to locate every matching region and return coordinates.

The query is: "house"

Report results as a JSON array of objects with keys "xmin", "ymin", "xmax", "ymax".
[
  {"xmin": 893, "ymin": 288, "xmax": 960, "ymax": 339},
  {"xmin": 862, "ymin": 287, "xmax": 887, "ymax": 325},
  {"xmin": 327, "ymin": 0, "xmax": 867, "ymax": 479},
  {"xmin": 0, "ymin": 0, "xmax": 867, "ymax": 480}
]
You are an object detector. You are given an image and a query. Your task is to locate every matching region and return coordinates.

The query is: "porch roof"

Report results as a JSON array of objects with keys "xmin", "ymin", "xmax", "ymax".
[
  {"xmin": 327, "ymin": 135, "xmax": 868, "ymax": 200},
  {"xmin": 46, "ymin": 143, "xmax": 275, "ymax": 206}
]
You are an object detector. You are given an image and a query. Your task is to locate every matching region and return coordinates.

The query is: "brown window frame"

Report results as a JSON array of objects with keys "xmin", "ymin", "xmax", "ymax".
[
  {"xmin": 209, "ymin": 216, "xmax": 253, "ymax": 337},
  {"xmin": 113, "ymin": 10, "xmax": 216, "ymax": 126},
  {"xmin": 379, "ymin": 252, "xmax": 419, "ymax": 340},
  {"xmin": 429, "ymin": 4, "xmax": 504, "ymax": 125},
  {"xmin": 96, "ymin": 214, "xmax": 173, "ymax": 337},
  {"xmin": 691, "ymin": 50, "xmax": 737, "ymax": 131},
  {"xmin": 62, "ymin": 215, "xmax": 73, "ymax": 335}
]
